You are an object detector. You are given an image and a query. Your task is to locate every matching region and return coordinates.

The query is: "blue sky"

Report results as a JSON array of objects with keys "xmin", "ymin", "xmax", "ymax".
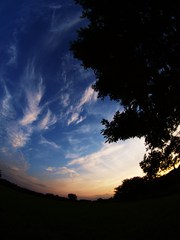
[{"xmin": 0, "ymin": 0, "xmax": 146, "ymax": 199}]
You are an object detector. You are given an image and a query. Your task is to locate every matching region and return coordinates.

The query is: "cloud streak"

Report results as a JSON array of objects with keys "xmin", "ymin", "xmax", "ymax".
[
  {"xmin": 38, "ymin": 109, "xmax": 57, "ymax": 130},
  {"xmin": 7, "ymin": 125, "xmax": 32, "ymax": 148},
  {"xmin": 0, "ymin": 85, "xmax": 15, "ymax": 119},
  {"xmin": 40, "ymin": 136, "xmax": 61, "ymax": 149},
  {"xmin": 20, "ymin": 77, "xmax": 44, "ymax": 126},
  {"xmin": 46, "ymin": 166, "xmax": 79, "ymax": 178},
  {"xmin": 50, "ymin": 6, "xmax": 82, "ymax": 34},
  {"xmin": 78, "ymin": 85, "xmax": 97, "ymax": 107},
  {"xmin": 7, "ymin": 43, "xmax": 18, "ymax": 66},
  {"xmin": 67, "ymin": 85, "xmax": 97, "ymax": 125},
  {"xmin": 46, "ymin": 9, "xmax": 82, "ymax": 51},
  {"xmin": 60, "ymin": 93, "xmax": 70, "ymax": 107},
  {"xmin": 0, "ymin": 59, "xmax": 58, "ymax": 149}
]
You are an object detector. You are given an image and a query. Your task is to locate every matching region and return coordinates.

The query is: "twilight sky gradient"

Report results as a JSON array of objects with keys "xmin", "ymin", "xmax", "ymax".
[{"xmin": 0, "ymin": 0, "xmax": 146, "ymax": 199}]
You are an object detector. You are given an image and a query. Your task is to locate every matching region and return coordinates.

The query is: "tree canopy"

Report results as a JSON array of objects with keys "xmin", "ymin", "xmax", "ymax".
[{"xmin": 70, "ymin": 0, "xmax": 180, "ymax": 176}]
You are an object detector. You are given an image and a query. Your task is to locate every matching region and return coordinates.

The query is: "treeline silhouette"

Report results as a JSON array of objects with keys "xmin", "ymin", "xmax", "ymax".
[
  {"xmin": 0, "ymin": 178, "xmax": 79, "ymax": 202},
  {"xmin": 114, "ymin": 166, "xmax": 180, "ymax": 201}
]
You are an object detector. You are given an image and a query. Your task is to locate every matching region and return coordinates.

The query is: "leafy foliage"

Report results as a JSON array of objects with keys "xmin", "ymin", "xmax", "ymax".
[
  {"xmin": 71, "ymin": 0, "xmax": 180, "ymax": 176},
  {"xmin": 140, "ymin": 136, "xmax": 180, "ymax": 178}
]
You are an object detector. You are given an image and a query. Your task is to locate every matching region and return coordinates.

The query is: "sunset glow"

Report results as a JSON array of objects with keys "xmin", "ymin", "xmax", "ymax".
[{"xmin": 0, "ymin": 0, "xmax": 146, "ymax": 199}]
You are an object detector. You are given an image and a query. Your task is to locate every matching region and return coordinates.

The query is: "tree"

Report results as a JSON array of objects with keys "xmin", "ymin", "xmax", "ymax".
[
  {"xmin": 70, "ymin": 0, "xmax": 180, "ymax": 175},
  {"xmin": 68, "ymin": 193, "xmax": 77, "ymax": 201},
  {"xmin": 140, "ymin": 135, "xmax": 180, "ymax": 178},
  {"xmin": 140, "ymin": 150, "xmax": 164, "ymax": 179},
  {"xmin": 114, "ymin": 177, "xmax": 146, "ymax": 200}
]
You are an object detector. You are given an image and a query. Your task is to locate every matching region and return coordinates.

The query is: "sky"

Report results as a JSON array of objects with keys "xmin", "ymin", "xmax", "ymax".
[{"xmin": 0, "ymin": 0, "xmax": 146, "ymax": 200}]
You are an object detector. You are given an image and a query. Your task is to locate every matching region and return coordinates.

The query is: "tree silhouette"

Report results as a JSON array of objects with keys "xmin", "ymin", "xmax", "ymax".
[
  {"xmin": 68, "ymin": 193, "xmax": 77, "ymax": 201},
  {"xmin": 114, "ymin": 177, "xmax": 146, "ymax": 200},
  {"xmin": 140, "ymin": 135, "xmax": 180, "ymax": 178},
  {"xmin": 70, "ymin": 0, "xmax": 180, "ymax": 176},
  {"xmin": 140, "ymin": 150, "xmax": 163, "ymax": 179}
]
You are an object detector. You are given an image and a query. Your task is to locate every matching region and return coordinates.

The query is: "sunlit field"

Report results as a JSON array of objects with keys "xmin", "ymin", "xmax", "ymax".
[{"xmin": 0, "ymin": 183, "xmax": 180, "ymax": 240}]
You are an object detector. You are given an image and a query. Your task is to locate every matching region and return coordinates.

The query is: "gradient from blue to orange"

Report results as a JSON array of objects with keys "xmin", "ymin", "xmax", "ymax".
[{"xmin": 0, "ymin": 0, "xmax": 145, "ymax": 199}]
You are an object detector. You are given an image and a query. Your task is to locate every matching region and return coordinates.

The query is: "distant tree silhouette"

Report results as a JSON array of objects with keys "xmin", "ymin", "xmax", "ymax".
[
  {"xmin": 114, "ymin": 166, "xmax": 180, "ymax": 200},
  {"xmin": 68, "ymin": 193, "xmax": 77, "ymax": 201},
  {"xmin": 70, "ymin": 0, "xmax": 180, "ymax": 176},
  {"xmin": 114, "ymin": 177, "xmax": 146, "ymax": 200}
]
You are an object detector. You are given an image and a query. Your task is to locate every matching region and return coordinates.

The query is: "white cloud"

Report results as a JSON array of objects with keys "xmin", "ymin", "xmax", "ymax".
[
  {"xmin": 50, "ymin": 10, "xmax": 81, "ymax": 33},
  {"xmin": 49, "ymin": 4, "xmax": 62, "ymax": 10},
  {"xmin": 0, "ymin": 85, "xmax": 15, "ymax": 119},
  {"xmin": 0, "ymin": 62, "xmax": 56, "ymax": 149},
  {"xmin": 7, "ymin": 124, "xmax": 32, "ymax": 148},
  {"xmin": 7, "ymin": 43, "xmax": 18, "ymax": 66},
  {"xmin": 0, "ymin": 85, "xmax": 29, "ymax": 148},
  {"xmin": 46, "ymin": 10, "xmax": 82, "ymax": 51},
  {"xmin": 67, "ymin": 112, "xmax": 85, "ymax": 126},
  {"xmin": 78, "ymin": 85, "xmax": 97, "ymax": 108},
  {"xmin": 40, "ymin": 136, "xmax": 61, "ymax": 149},
  {"xmin": 60, "ymin": 93, "xmax": 70, "ymax": 107},
  {"xmin": 20, "ymin": 78, "xmax": 44, "ymax": 126},
  {"xmin": 0, "ymin": 85, "xmax": 32, "ymax": 149},
  {"xmin": 65, "ymin": 153, "xmax": 80, "ymax": 159},
  {"xmin": 67, "ymin": 85, "xmax": 97, "ymax": 125},
  {"xmin": 68, "ymin": 140, "xmax": 144, "ymax": 172},
  {"xmin": 46, "ymin": 166, "xmax": 79, "ymax": 178},
  {"xmin": 38, "ymin": 109, "xmax": 57, "ymax": 130},
  {"xmin": 46, "ymin": 167, "xmax": 55, "ymax": 172}
]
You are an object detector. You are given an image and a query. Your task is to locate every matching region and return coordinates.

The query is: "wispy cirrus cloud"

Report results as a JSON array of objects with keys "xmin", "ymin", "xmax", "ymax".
[
  {"xmin": 78, "ymin": 85, "xmax": 98, "ymax": 107},
  {"xmin": 40, "ymin": 136, "xmax": 61, "ymax": 149},
  {"xmin": 7, "ymin": 43, "xmax": 18, "ymax": 66},
  {"xmin": 49, "ymin": 4, "xmax": 62, "ymax": 10},
  {"xmin": 0, "ymin": 80, "xmax": 44, "ymax": 149},
  {"xmin": 38, "ymin": 109, "xmax": 57, "ymax": 130},
  {"xmin": 60, "ymin": 93, "xmax": 70, "ymax": 107},
  {"xmin": 0, "ymin": 59, "xmax": 58, "ymax": 149},
  {"xmin": 0, "ymin": 86, "xmax": 30, "ymax": 148},
  {"xmin": 67, "ymin": 113, "xmax": 86, "ymax": 125},
  {"xmin": 46, "ymin": 166, "xmax": 79, "ymax": 178},
  {"xmin": 67, "ymin": 85, "xmax": 97, "ymax": 125},
  {"xmin": 49, "ymin": 6, "xmax": 81, "ymax": 34},
  {"xmin": 20, "ymin": 77, "xmax": 44, "ymax": 126},
  {"xmin": 45, "ymin": 8, "xmax": 82, "ymax": 51},
  {"xmin": 7, "ymin": 124, "xmax": 32, "ymax": 148},
  {"xmin": 0, "ymin": 85, "xmax": 15, "ymax": 119},
  {"xmin": 65, "ymin": 153, "xmax": 80, "ymax": 159}
]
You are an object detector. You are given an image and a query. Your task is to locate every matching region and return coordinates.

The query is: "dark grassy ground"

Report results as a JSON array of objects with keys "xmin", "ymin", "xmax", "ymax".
[{"xmin": 0, "ymin": 183, "xmax": 180, "ymax": 240}]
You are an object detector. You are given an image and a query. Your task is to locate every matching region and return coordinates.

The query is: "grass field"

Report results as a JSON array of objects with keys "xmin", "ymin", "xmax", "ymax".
[{"xmin": 1, "ymin": 183, "xmax": 180, "ymax": 240}]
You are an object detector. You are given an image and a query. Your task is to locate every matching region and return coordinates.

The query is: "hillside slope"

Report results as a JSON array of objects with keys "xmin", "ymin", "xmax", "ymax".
[{"xmin": 0, "ymin": 180, "xmax": 180, "ymax": 240}]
